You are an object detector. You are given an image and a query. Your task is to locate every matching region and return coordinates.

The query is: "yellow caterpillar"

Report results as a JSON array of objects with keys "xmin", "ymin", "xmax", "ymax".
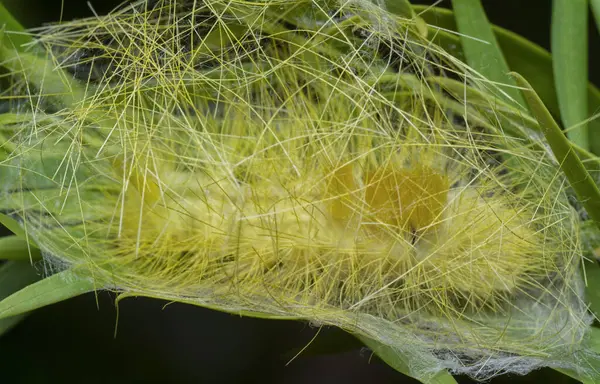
[{"xmin": 0, "ymin": 0, "xmax": 592, "ymax": 379}]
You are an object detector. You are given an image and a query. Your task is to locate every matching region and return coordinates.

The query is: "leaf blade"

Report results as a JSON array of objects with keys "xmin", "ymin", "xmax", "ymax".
[
  {"xmin": 593, "ymin": 0, "xmax": 600, "ymax": 34},
  {"xmin": 0, "ymin": 235, "xmax": 41, "ymax": 261},
  {"xmin": 0, "ymin": 42, "xmax": 88, "ymax": 108},
  {"xmin": 450, "ymin": 0, "xmax": 526, "ymax": 107},
  {"xmin": 357, "ymin": 335, "xmax": 457, "ymax": 384},
  {"xmin": 512, "ymin": 72, "xmax": 600, "ymax": 230},
  {"xmin": 551, "ymin": 0, "xmax": 589, "ymax": 150},
  {"xmin": 0, "ymin": 261, "xmax": 41, "ymax": 335},
  {"xmin": 383, "ymin": 0, "xmax": 414, "ymax": 19},
  {"xmin": 584, "ymin": 258, "xmax": 600, "ymax": 320},
  {"xmin": 0, "ymin": 269, "xmax": 99, "ymax": 320},
  {"xmin": 415, "ymin": 5, "xmax": 600, "ymax": 156},
  {"xmin": 0, "ymin": 214, "xmax": 38, "ymax": 248},
  {"xmin": 0, "ymin": 3, "xmax": 32, "ymax": 51},
  {"xmin": 555, "ymin": 327, "xmax": 600, "ymax": 383}
]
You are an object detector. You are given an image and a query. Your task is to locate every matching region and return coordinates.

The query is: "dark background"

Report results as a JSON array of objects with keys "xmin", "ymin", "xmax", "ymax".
[{"xmin": 0, "ymin": 0, "xmax": 595, "ymax": 383}]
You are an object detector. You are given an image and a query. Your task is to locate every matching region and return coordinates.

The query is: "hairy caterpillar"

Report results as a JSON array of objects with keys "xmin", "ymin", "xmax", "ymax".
[{"xmin": 0, "ymin": 0, "xmax": 595, "ymax": 380}]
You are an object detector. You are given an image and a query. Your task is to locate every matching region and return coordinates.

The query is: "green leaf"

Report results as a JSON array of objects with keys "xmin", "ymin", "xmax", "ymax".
[
  {"xmin": 383, "ymin": 0, "xmax": 414, "ymax": 19},
  {"xmin": 554, "ymin": 328, "xmax": 600, "ymax": 383},
  {"xmin": 590, "ymin": 327, "xmax": 600, "ymax": 352},
  {"xmin": 584, "ymin": 260, "xmax": 600, "ymax": 318},
  {"xmin": 554, "ymin": 368, "xmax": 596, "ymax": 384},
  {"xmin": 357, "ymin": 335, "xmax": 457, "ymax": 384},
  {"xmin": 382, "ymin": 0, "xmax": 428, "ymax": 37},
  {"xmin": 0, "ymin": 269, "xmax": 98, "ymax": 320},
  {"xmin": 0, "ymin": 214, "xmax": 38, "ymax": 248},
  {"xmin": 0, "ymin": 235, "xmax": 41, "ymax": 261},
  {"xmin": 575, "ymin": 231, "xmax": 600, "ymax": 383},
  {"xmin": 512, "ymin": 73, "xmax": 600, "ymax": 229},
  {"xmin": 0, "ymin": 214, "xmax": 26, "ymax": 240},
  {"xmin": 0, "ymin": 41, "xmax": 88, "ymax": 108},
  {"xmin": 592, "ymin": 0, "xmax": 600, "ymax": 34},
  {"xmin": 0, "ymin": 3, "xmax": 33, "ymax": 51},
  {"xmin": 450, "ymin": 0, "xmax": 526, "ymax": 108},
  {"xmin": 414, "ymin": 5, "xmax": 600, "ymax": 156},
  {"xmin": 551, "ymin": 0, "xmax": 589, "ymax": 150},
  {"xmin": 0, "ymin": 261, "xmax": 40, "ymax": 335}
]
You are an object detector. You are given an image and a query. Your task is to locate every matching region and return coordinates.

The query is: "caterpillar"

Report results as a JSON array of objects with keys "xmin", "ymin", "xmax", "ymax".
[{"xmin": 0, "ymin": 0, "xmax": 593, "ymax": 380}]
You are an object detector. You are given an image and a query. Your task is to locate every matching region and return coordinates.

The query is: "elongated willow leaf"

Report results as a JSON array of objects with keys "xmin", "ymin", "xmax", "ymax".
[
  {"xmin": 382, "ymin": 0, "xmax": 427, "ymax": 37},
  {"xmin": 0, "ymin": 261, "xmax": 40, "ymax": 335},
  {"xmin": 0, "ymin": 3, "xmax": 44, "ymax": 336},
  {"xmin": 580, "ymin": 220, "xmax": 600, "ymax": 315},
  {"xmin": 556, "ymin": 367, "xmax": 598, "ymax": 384},
  {"xmin": 0, "ymin": 235, "xmax": 41, "ymax": 261},
  {"xmin": 0, "ymin": 40, "xmax": 88, "ymax": 108},
  {"xmin": 0, "ymin": 146, "xmax": 40, "ymax": 247},
  {"xmin": 383, "ymin": 0, "xmax": 413, "ymax": 18},
  {"xmin": 0, "ymin": 214, "xmax": 31, "ymax": 243},
  {"xmin": 0, "ymin": 3, "xmax": 33, "ymax": 51},
  {"xmin": 450, "ymin": 0, "xmax": 526, "ymax": 108},
  {"xmin": 556, "ymin": 327, "xmax": 600, "ymax": 383},
  {"xmin": 414, "ymin": 5, "xmax": 600, "ymax": 156},
  {"xmin": 552, "ymin": 0, "xmax": 589, "ymax": 150},
  {"xmin": 0, "ymin": 269, "xmax": 98, "ymax": 320},
  {"xmin": 512, "ymin": 73, "xmax": 600, "ymax": 229},
  {"xmin": 357, "ymin": 336, "xmax": 457, "ymax": 384},
  {"xmin": 593, "ymin": 0, "xmax": 600, "ymax": 34},
  {"xmin": 584, "ymin": 260, "xmax": 600, "ymax": 318}
]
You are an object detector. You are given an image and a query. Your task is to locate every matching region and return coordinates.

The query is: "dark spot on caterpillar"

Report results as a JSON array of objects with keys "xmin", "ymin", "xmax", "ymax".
[
  {"xmin": 220, "ymin": 254, "xmax": 235, "ymax": 264},
  {"xmin": 176, "ymin": 251, "xmax": 194, "ymax": 260},
  {"xmin": 410, "ymin": 228, "xmax": 418, "ymax": 245}
]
